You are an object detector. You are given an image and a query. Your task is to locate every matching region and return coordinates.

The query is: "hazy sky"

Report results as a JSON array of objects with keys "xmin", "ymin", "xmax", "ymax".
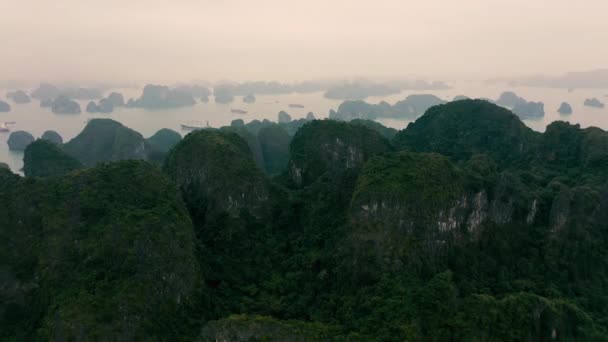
[{"xmin": 1, "ymin": 0, "xmax": 607, "ymax": 84}]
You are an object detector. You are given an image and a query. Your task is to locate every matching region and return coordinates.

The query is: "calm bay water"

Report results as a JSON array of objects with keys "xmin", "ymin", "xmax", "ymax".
[{"xmin": 1, "ymin": 83, "xmax": 607, "ymax": 173}]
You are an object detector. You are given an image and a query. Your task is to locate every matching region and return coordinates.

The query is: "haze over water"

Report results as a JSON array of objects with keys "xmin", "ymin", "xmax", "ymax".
[
  {"xmin": 2, "ymin": 0, "xmax": 608, "ymax": 83},
  {"xmin": 1, "ymin": 0, "xmax": 608, "ymax": 172},
  {"xmin": 1, "ymin": 81, "xmax": 607, "ymax": 173}
]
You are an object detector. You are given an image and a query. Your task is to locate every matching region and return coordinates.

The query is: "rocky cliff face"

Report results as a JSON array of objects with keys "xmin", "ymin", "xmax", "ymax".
[
  {"xmin": 344, "ymin": 152, "xmax": 577, "ymax": 275},
  {"xmin": 287, "ymin": 120, "xmax": 392, "ymax": 187},
  {"xmin": 164, "ymin": 130, "xmax": 273, "ymax": 221},
  {"xmin": 351, "ymin": 152, "xmax": 470, "ymax": 236},
  {"xmin": 2, "ymin": 98, "xmax": 607, "ymax": 340}
]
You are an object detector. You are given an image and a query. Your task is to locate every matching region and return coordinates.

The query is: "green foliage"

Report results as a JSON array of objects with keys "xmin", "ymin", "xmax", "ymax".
[
  {"xmin": 163, "ymin": 129, "xmax": 291, "ymax": 323},
  {"xmin": 353, "ymin": 151, "xmax": 464, "ymax": 212},
  {"xmin": 394, "ymin": 99, "xmax": 538, "ymax": 167},
  {"xmin": 163, "ymin": 129, "xmax": 272, "ymax": 221},
  {"xmin": 63, "ymin": 118, "xmax": 148, "ymax": 167},
  {"xmin": 0, "ymin": 161, "xmax": 202, "ymax": 341},
  {"xmin": 258, "ymin": 124, "xmax": 291, "ymax": 175},
  {"xmin": 221, "ymin": 125, "xmax": 266, "ymax": 170},
  {"xmin": 453, "ymin": 293, "xmax": 598, "ymax": 341},
  {"xmin": 146, "ymin": 128, "xmax": 181, "ymax": 153},
  {"xmin": 349, "ymin": 118, "xmax": 398, "ymax": 139},
  {"xmin": 199, "ymin": 314, "xmax": 343, "ymax": 341},
  {"xmin": 23, "ymin": 139, "xmax": 83, "ymax": 177},
  {"xmin": 146, "ymin": 128, "xmax": 182, "ymax": 165},
  {"xmin": 536, "ymin": 121, "xmax": 608, "ymax": 185},
  {"xmin": 394, "ymin": 100, "xmax": 608, "ymax": 186},
  {"xmin": 287, "ymin": 120, "xmax": 392, "ymax": 187},
  {"xmin": 4, "ymin": 104, "xmax": 608, "ymax": 341}
]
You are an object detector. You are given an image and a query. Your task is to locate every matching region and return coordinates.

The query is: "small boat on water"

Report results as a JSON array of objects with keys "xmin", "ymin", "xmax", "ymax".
[
  {"xmin": 180, "ymin": 121, "xmax": 209, "ymax": 131},
  {"xmin": 230, "ymin": 109, "xmax": 248, "ymax": 114},
  {"xmin": 0, "ymin": 123, "xmax": 10, "ymax": 132},
  {"xmin": 289, "ymin": 104, "xmax": 305, "ymax": 108}
]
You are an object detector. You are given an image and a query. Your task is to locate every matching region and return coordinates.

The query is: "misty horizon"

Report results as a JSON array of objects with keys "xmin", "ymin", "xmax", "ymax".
[{"xmin": 2, "ymin": 0, "xmax": 608, "ymax": 85}]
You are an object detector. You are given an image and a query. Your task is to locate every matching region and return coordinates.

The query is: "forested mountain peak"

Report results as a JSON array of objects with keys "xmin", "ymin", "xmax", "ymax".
[{"xmin": 2, "ymin": 102, "xmax": 608, "ymax": 340}]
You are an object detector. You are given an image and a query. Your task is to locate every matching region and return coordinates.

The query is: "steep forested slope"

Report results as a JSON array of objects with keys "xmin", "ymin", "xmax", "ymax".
[
  {"xmin": 0, "ymin": 161, "xmax": 202, "ymax": 341},
  {"xmin": 3, "ymin": 100, "xmax": 608, "ymax": 341}
]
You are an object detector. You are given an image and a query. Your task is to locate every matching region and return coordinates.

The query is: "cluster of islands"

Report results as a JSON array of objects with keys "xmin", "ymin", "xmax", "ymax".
[
  {"xmin": 329, "ymin": 90, "xmax": 605, "ymax": 122},
  {"xmin": 3, "ymin": 86, "xmax": 604, "ymax": 157},
  {"xmin": 0, "ymin": 80, "xmax": 450, "ymax": 114},
  {"xmin": 1, "ymin": 97, "xmax": 608, "ymax": 340},
  {"xmin": 1, "ymin": 81, "xmax": 605, "ymax": 130}
]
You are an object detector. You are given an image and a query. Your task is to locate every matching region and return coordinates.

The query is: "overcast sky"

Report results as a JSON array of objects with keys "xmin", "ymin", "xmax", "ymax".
[{"xmin": 1, "ymin": 0, "xmax": 607, "ymax": 84}]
